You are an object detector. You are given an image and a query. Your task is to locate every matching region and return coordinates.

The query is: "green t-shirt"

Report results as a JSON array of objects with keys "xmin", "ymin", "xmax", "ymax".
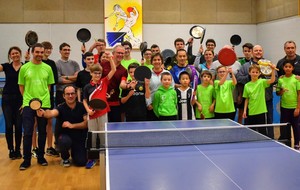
[
  {"xmin": 18, "ymin": 62, "xmax": 55, "ymax": 108},
  {"xmin": 214, "ymin": 80, "xmax": 235, "ymax": 113},
  {"xmin": 243, "ymin": 79, "xmax": 269, "ymax": 115},
  {"xmin": 277, "ymin": 74, "xmax": 300, "ymax": 109},
  {"xmin": 195, "ymin": 84, "xmax": 215, "ymax": 118}
]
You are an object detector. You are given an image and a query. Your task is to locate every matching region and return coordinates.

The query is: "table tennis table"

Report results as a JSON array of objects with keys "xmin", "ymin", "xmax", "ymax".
[{"xmin": 99, "ymin": 119, "xmax": 300, "ymax": 190}]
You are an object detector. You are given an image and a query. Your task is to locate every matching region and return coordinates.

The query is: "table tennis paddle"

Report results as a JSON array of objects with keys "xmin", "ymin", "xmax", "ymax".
[
  {"xmin": 218, "ymin": 48, "xmax": 237, "ymax": 66},
  {"xmin": 29, "ymin": 98, "xmax": 42, "ymax": 110},
  {"xmin": 134, "ymin": 66, "xmax": 152, "ymax": 81},
  {"xmin": 89, "ymin": 99, "xmax": 107, "ymax": 110}
]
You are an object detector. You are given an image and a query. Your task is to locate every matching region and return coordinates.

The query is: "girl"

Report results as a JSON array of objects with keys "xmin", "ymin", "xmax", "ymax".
[{"xmin": 276, "ymin": 61, "xmax": 300, "ymax": 149}]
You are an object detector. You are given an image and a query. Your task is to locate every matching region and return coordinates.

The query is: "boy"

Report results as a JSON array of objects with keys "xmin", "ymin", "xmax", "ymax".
[
  {"xmin": 82, "ymin": 52, "xmax": 116, "ymax": 169},
  {"xmin": 243, "ymin": 64, "xmax": 276, "ymax": 135},
  {"xmin": 176, "ymin": 71, "xmax": 195, "ymax": 120},
  {"xmin": 195, "ymin": 70, "xmax": 215, "ymax": 119},
  {"xmin": 153, "ymin": 72, "xmax": 177, "ymax": 120},
  {"xmin": 214, "ymin": 65, "xmax": 237, "ymax": 120},
  {"xmin": 120, "ymin": 63, "xmax": 150, "ymax": 121}
]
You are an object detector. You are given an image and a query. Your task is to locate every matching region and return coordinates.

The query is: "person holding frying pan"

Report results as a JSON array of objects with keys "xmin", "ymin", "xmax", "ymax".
[
  {"xmin": 18, "ymin": 43, "xmax": 55, "ymax": 170},
  {"xmin": 236, "ymin": 45, "xmax": 278, "ymax": 139},
  {"xmin": 83, "ymin": 52, "xmax": 116, "ymax": 169},
  {"xmin": 0, "ymin": 46, "xmax": 23, "ymax": 160}
]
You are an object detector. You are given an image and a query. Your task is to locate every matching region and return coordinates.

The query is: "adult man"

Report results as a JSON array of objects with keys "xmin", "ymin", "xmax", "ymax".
[
  {"xmin": 277, "ymin": 40, "xmax": 300, "ymax": 77},
  {"xmin": 169, "ymin": 49, "xmax": 199, "ymax": 88},
  {"xmin": 277, "ymin": 41, "xmax": 300, "ymax": 145},
  {"xmin": 167, "ymin": 38, "xmax": 195, "ymax": 70},
  {"xmin": 107, "ymin": 45, "xmax": 128, "ymax": 122},
  {"xmin": 55, "ymin": 43, "xmax": 80, "ymax": 105},
  {"xmin": 37, "ymin": 85, "xmax": 88, "ymax": 167},
  {"xmin": 81, "ymin": 39, "xmax": 107, "ymax": 68},
  {"xmin": 236, "ymin": 45, "xmax": 277, "ymax": 138},
  {"xmin": 18, "ymin": 43, "xmax": 55, "ymax": 170}
]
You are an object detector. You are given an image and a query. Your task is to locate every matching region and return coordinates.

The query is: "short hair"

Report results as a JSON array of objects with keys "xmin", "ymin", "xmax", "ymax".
[
  {"xmin": 179, "ymin": 71, "xmax": 190, "ymax": 80},
  {"xmin": 248, "ymin": 64, "xmax": 261, "ymax": 72},
  {"xmin": 174, "ymin": 38, "xmax": 185, "ymax": 46},
  {"xmin": 121, "ymin": 41, "xmax": 132, "ymax": 49},
  {"xmin": 112, "ymin": 44, "xmax": 124, "ymax": 53},
  {"xmin": 150, "ymin": 44, "xmax": 159, "ymax": 49},
  {"xmin": 205, "ymin": 39, "xmax": 216, "ymax": 47},
  {"xmin": 201, "ymin": 70, "xmax": 212, "ymax": 78},
  {"xmin": 63, "ymin": 85, "xmax": 76, "ymax": 94},
  {"xmin": 216, "ymin": 65, "xmax": 226, "ymax": 72},
  {"xmin": 90, "ymin": 63, "xmax": 103, "ymax": 73},
  {"xmin": 284, "ymin": 40, "xmax": 296, "ymax": 48},
  {"xmin": 59, "ymin": 42, "xmax": 70, "ymax": 51},
  {"xmin": 128, "ymin": 63, "xmax": 139, "ymax": 70},
  {"xmin": 41, "ymin": 41, "xmax": 53, "ymax": 49},
  {"xmin": 31, "ymin": 43, "xmax": 44, "ymax": 53},
  {"xmin": 151, "ymin": 53, "xmax": 164, "ymax": 63},
  {"xmin": 97, "ymin": 39, "xmax": 106, "ymax": 45},
  {"xmin": 83, "ymin": 52, "xmax": 94, "ymax": 59},
  {"xmin": 161, "ymin": 72, "xmax": 172, "ymax": 80},
  {"xmin": 176, "ymin": 49, "xmax": 187, "ymax": 56},
  {"xmin": 242, "ymin": 43, "xmax": 254, "ymax": 50}
]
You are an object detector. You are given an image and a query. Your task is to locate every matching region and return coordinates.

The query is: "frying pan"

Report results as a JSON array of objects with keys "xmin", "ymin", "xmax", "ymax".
[
  {"xmin": 218, "ymin": 48, "xmax": 237, "ymax": 66},
  {"xmin": 76, "ymin": 28, "xmax": 91, "ymax": 47},
  {"xmin": 134, "ymin": 66, "xmax": 152, "ymax": 81},
  {"xmin": 189, "ymin": 25, "xmax": 206, "ymax": 44},
  {"xmin": 161, "ymin": 49, "xmax": 175, "ymax": 70},
  {"xmin": 25, "ymin": 30, "xmax": 38, "ymax": 52},
  {"xmin": 139, "ymin": 41, "xmax": 148, "ymax": 59},
  {"xmin": 29, "ymin": 98, "xmax": 42, "ymax": 110},
  {"xmin": 230, "ymin": 34, "xmax": 242, "ymax": 47}
]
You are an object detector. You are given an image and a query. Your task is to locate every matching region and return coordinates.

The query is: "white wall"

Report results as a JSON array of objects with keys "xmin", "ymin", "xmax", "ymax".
[
  {"xmin": 1, "ymin": 17, "xmax": 299, "ymax": 78},
  {"xmin": 257, "ymin": 16, "xmax": 300, "ymax": 63}
]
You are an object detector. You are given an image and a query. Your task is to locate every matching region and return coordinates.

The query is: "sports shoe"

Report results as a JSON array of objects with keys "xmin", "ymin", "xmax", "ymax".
[
  {"xmin": 15, "ymin": 150, "xmax": 22, "ymax": 159},
  {"xmin": 46, "ymin": 147, "xmax": 59, "ymax": 157},
  {"xmin": 85, "ymin": 159, "xmax": 96, "ymax": 169},
  {"xmin": 9, "ymin": 150, "xmax": 16, "ymax": 160},
  {"xmin": 61, "ymin": 159, "xmax": 71, "ymax": 167},
  {"xmin": 19, "ymin": 161, "xmax": 31, "ymax": 170},
  {"xmin": 37, "ymin": 157, "xmax": 48, "ymax": 166},
  {"xmin": 31, "ymin": 147, "xmax": 39, "ymax": 158}
]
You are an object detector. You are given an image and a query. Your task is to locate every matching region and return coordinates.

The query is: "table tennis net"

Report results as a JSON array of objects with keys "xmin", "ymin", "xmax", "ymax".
[{"xmin": 87, "ymin": 125, "xmax": 271, "ymax": 149}]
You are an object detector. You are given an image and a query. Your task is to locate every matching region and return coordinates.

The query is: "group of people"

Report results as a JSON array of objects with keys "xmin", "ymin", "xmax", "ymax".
[{"xmin": 1, "ymin": 36, "xmax": 300, "ymax": 171}]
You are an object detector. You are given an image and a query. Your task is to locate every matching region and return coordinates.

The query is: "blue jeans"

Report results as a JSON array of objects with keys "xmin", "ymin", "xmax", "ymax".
[{"xmin": 22, "ymin": 106, "xmax": 47, "ymax": 161}]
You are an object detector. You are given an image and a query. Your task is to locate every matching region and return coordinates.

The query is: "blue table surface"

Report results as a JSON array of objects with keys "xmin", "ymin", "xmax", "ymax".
[{"xmin": 106, "ymin": 120, "xmax": 300, "ymax": 190}]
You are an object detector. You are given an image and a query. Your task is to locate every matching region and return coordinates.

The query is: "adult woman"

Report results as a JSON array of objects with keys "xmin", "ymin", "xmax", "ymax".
[
  {"xmin": 0, "ymin": 46, "xmax": 23, "ymax": 159},
  {"xmin": 146, "ymin": 53, "xmax": 174, "ymax": 120},
  {"xmin": 195, "ymin": 49, "xmax": 214, "ymax": 73}
]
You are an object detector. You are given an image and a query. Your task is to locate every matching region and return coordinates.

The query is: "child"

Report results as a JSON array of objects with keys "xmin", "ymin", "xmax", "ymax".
[
  {"xmin": 153, "ymin": 72, "xmax": 177, "ymax": 120},
  {"xmin": 276, "ymin": 61, "xmax": 300, "ymax": 149},
  {"xmin": 120, "ymin": 63, "xmax": 150, "ymax": 121},
  {"xmin": 214, "ymin": 65, "xmax": 237, "ymax": 120},
  {"xmin": 176, "ymin": 71, "xmax": 195, "ymax": 120},
  {"xmin": 195, "ymin": 70, "xmax": 215, "ymax": 119},
  {"xmin": 82, "ymin": 52, "xmax": 116, "ymax": 169},
  {"xmin": 243, "ymin": 64, "xmax": 276, "ymax": 135}
]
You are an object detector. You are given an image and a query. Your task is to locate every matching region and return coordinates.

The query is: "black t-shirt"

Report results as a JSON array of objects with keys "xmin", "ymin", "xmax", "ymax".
[
  {"xmin": 1, "ymin": 63, "xmax": 22, "ymax": 96},
  {"xmin": 121, "ymin": 81, "xmax": 147, "ymax": 119},
  {"xmin": 56, "ymin": 102, "xmax": 87, "ymax": 140},
  {"xmin": 76, "ymin": 69, "xmax": 91, "ymax": 89}
]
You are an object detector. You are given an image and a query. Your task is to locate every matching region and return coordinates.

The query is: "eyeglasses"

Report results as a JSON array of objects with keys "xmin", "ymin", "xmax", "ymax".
[
  {"xmin": 217, "ymin": 71, "xmax": 226, "ymax": 73},
  {"xmin": 65, "ymin": 92, "xmax": 76, "ymax": 96},
  {"xmin": 93, "ymin": 72, "xmax": 102, "ymax": 75}
]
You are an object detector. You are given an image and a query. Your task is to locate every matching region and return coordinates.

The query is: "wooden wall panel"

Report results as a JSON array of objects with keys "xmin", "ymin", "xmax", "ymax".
[{"xmin": 0, "ymin": 0, "xmax": 298, "ymax": 24}]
